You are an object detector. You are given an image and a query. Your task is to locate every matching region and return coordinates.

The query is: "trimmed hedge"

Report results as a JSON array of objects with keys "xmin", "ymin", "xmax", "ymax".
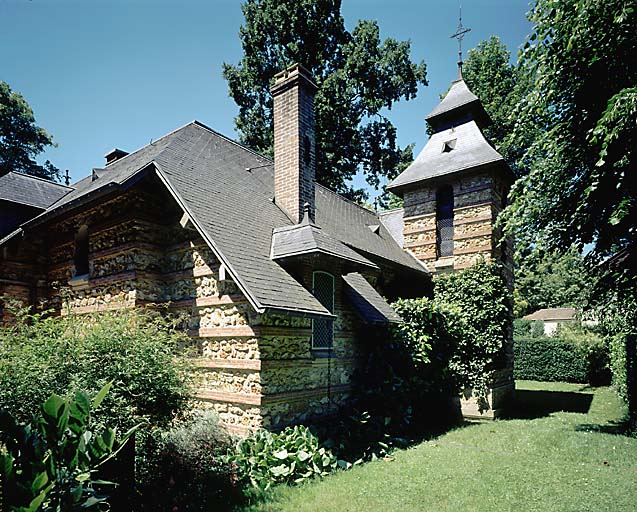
[{"xmin": 514, "ymin": 335, "xmax": 608, "ymax": 384}]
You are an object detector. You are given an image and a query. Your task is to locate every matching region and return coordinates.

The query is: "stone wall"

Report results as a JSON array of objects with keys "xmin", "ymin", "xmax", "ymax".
[
  {"xmin": 0, "ymin": 231, "xmax": 47, "ymax": 324},
  {"xmin": 402, "ymin": 170, "xmax": 510, "ymax": 275},
  {"xmin": 1, "ymin": 178, "xmax": 373, "ymax": 436}
]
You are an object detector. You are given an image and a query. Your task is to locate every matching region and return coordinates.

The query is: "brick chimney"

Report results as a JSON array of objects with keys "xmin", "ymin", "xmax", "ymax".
[{"xmin": 270, "ymin": 64, "xmax": 317, "ymax": 224}]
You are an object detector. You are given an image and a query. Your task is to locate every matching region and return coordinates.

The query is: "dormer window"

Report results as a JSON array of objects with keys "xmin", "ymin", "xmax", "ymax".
[
  {"xmin": 74, "ymin": 225, "xmax": 89, "ymax": 277},
  {"xmin": 442, "ymin": 139, "xmax": 457, "ymax": 153}
]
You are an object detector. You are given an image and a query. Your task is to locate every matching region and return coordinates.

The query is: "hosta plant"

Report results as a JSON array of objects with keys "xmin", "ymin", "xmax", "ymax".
[{"xmin": 227, "ymin": 425, "xmax": 336, "ymax": 493}]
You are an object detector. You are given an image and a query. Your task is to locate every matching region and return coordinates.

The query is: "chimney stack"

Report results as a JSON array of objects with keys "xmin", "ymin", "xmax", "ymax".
[
  {"xmin": 104, "ymin": 148, "xmax": 129, "ymax": 166},
  {"xmin": 270, "ymin": 64, "xmax": 317, "ymax": 224}
]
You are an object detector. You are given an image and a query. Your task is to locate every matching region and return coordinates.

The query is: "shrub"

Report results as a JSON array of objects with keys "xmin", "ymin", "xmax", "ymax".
[
  {"xmin": 339, "ymin": 264, "xmax": 510, "ymax": 460},
  {"xmin": 513, "ymin": 318, "xmax": 532, "ymax": 337},
  {"xmin": 0, "ymin": 383, "xmax": 137, "ymax": 511},
  {"xmin": 607, "ymin": 334, "xmax": 629, "ymax": 401},
  {"xmin": 0, "ymin": 307, "xmax": 194, "ymax": 432},
  {"xmin": 136, "ymin": 410, "xmax": 236, "ymax": 511},
  {"xmin": 390, "ymin": 296, "xmax": 458, "ymax": 395},
  {"xmin": 514, "ymin": 336, "xmax": 587, "ymax": 382},
  {"xmin": 513, "ymin": 332, "xmax": 608, "ymax": 384},
  {"xmin": 434, "ymin": 261, "xmax": 511, "ymax": 399},
  {"xmin": 227, "ymin": 425, "xmax": 337, "ymax": 495},
  {"xmin": 513, "ymin": 318, "xmax": 547, "ymax": 338},
  {"xmin": 386, "ymin": 261, "xmax": 511, "ymax": 418},
  {"xmin": 530, "ymin": 319, "xmax": 546, "ymax": 338},
  {"xmin": 596, "ymin": 297, "xmax": 636, "ymax": 414}
]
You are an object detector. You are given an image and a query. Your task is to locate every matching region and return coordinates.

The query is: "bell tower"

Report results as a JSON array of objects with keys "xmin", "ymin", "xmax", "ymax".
[
  {"xmin": 387, "ymin": 73, "xmax": 513, "ymax": 277},
  {"xmin": 387, "ymin": 16, "xmax": 514, "ymax": 418}
]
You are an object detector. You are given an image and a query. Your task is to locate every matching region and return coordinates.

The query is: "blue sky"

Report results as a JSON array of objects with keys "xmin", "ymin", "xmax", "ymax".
[{"xmin": 0, "ymin": 0, "xmax": 532, "ymax": 196}]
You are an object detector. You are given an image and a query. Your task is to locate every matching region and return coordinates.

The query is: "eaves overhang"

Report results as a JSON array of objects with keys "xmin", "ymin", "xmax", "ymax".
[{"xmin": 153, "ymin": 163, "xmax": 333, "ymax": 320}]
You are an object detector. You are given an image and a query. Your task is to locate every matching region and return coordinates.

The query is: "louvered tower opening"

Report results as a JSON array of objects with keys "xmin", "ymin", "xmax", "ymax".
[{"xmin": 436, "ymin": 186, "xmax": 454, "ymax": 258}]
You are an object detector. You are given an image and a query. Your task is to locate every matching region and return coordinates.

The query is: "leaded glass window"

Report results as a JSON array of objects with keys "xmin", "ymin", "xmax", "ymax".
[
  {"xmin": 312, "ymin": 271, "xmax": 334, "ymax": 350},
  {"xmin": 436, "ymin": 186, "xmax": 454, "ymax": 258}
]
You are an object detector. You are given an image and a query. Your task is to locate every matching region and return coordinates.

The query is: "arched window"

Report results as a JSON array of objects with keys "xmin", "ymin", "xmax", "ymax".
[
  {"xmin": 436, "ymin": 186, "xmax": 454, "ymax": 258},
  {"xmin": 312, "ymin": 271, "xmax": 334, "ymax": 350},
  {"xmin": 74, "ymin": 225, "xmax": 89, "ymax": 276}
]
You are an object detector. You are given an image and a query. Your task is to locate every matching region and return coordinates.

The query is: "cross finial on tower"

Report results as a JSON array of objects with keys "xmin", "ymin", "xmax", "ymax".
[
  {"xmin": 64, "ymin": 169, "xmax": 71, "ymax": 186},
  {"xmin": 450, "ymin": 6, "xmax": 471, "ymax": 79}
]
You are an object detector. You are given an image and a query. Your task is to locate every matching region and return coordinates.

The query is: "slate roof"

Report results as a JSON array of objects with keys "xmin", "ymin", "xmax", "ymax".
[
  {"xmin": 0, "ymin": 171, "xmax": 71, "ymax": 209},
  {"xmin": 45, "ymin": 134, "xmax": 174, "ymax": 211},
  {"xmin": 271, "ymin": 222, "xmax": 378, "ymax": 269},
  {"xmin": 387, "ymin": 121, "xmax": 506, "ymax": 192},
  {"xmin": 314, "ymin": 185, "xmax": 423, "ymax": 272},
  {"xmin": 523, "ymin": 308, "xmax": 577, "ymax": 321},
  {"xmin": 426, "ymin": 79, "xmax": 480, "ymax": 120},
  {"xmin": 379, "ymin": 208, "xmax": 404, "ymax": 247},
  {"xmin": 11, "ymin": 121, "xmax": 427, "ymax": 317},
  {"xmin": 152, "ymin": 123, "xmax": 331, "ymax": 316},
  {"xmin": 342, "ymin": 272, "xmax": 402, "ymax": 324}
]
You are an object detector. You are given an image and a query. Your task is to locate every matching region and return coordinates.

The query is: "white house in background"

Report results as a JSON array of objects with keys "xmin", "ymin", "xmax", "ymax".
[{"xmin": 523, "ymin": 308, "xmax": 577, "ymax": 335}]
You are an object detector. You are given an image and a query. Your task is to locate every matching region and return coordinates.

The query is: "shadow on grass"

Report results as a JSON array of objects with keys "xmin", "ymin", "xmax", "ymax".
[
  {"xmin": 574, "ymin": 419, "xmax": 633, "ymax": 436},
  {"xmin": 501, "ymin": 388, "xmax": 594, "ymax": 420}
]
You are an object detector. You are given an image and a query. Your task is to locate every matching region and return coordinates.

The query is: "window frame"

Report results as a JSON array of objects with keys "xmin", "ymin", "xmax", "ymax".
[{"xmin": 311, "ymin": 270, "xmax": 335, "ymax": 351}]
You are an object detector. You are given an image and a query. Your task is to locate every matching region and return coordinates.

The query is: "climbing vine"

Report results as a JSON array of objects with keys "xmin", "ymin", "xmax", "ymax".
[{"xmin": 392, "ymin": 260, "xmax": 511, "ymax": 404}]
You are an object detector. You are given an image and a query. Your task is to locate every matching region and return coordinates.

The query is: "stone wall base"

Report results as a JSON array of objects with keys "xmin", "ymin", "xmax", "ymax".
[{"xmin": 459, "ymin": 371, "xmax": 515, "ymax": 419}]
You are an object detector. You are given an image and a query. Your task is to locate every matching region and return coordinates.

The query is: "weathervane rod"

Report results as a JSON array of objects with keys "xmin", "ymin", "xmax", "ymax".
[{"xmin": 450, "ymin": 5, "xmax": 471, "ymax": 78}]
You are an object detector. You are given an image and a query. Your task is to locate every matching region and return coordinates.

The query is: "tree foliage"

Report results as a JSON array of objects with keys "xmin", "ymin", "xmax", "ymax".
[
  {"xmin": 502, "ymin": 0, "xmax": 636, "ymax": 262},
  {"xmin": 514, "ymin": 245, "xmax": 592, "ymax": 317},
  {"xmin": 223, "ymin": 0, "xmax": 427, "ymax": 200},
  {"xmin": 0, "ymin": 81, "xmax": 59, "ymax": 180},
  {"xmin": 461, "ymin": 36, "xmax": 537, "ymax": 175}
]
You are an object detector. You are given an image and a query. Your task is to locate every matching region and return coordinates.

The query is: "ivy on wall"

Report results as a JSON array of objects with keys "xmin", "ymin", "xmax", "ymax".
[{"xmin": 392, "ymin": 260, "xmax": 511, "ymax": 403}]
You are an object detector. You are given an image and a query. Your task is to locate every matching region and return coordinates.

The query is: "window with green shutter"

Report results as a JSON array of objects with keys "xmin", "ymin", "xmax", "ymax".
[{"xmin": 312, "ymin": 271, "xmax": 334, "ymax": 350}]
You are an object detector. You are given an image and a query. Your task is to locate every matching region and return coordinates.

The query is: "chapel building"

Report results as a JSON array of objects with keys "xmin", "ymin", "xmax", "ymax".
[{"xmin": 0, "ymin": 63, "xmax": 514, "ymax": 430}]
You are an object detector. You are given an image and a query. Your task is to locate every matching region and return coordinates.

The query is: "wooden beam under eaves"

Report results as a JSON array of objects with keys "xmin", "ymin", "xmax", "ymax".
[{"xmin": 179, "ymin": 212, "xmax": 196, "ymax": 230}]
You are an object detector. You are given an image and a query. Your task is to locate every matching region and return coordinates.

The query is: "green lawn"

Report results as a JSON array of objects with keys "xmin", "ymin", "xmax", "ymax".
[{"xmin": 245, "ymin": 381, "xmax": 636, "ymax": 512}]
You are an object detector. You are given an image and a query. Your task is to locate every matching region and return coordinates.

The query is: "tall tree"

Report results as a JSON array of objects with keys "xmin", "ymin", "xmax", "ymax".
[
  {"xmin": 502, "ymin": 0, "xmax": 636, "ymax": 262},
  {"xmin": 461, "ymin": 36, "xmax": 537, "ymax": 175},
  {"xmin": 514, "ymin": 246, "xmax": 592, "ymax": 317},
  {"xmin": 223, "ymin": 0, "xmax": 427, "ymax": 201},
  {"xmin": 0, "ymin": 81, "xmax": 59, "ymax": 181}
]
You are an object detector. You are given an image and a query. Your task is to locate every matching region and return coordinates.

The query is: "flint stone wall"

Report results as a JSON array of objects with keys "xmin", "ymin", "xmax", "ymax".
[
  {"xmin": 2, "ymin": 181, "xmax": 370, "ymax": 436},
  {"xmin": 402, "ymin": 171, "xmax": 505, "ymax": 273}
]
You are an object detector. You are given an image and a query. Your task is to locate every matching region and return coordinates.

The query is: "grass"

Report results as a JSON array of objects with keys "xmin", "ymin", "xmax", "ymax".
[{"xmin": 244, "ymin": 381, "xmax": 636, "ymax": 512}]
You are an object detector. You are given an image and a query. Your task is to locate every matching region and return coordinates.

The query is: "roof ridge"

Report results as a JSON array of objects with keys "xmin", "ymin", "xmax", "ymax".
[
  {"xmin": 189, "ymin": 120, "xmax": 273, "ymax": 165},
  {"xmin": 95, "ymin": 120, "xmax": 211, "ymax": 177},
  {"xmin": 425, "ymin": 79, "xmax": 480, "ymax": 120},
  {"xmin": 7, "ymin": 171, "xmax": 73, "ymax": 190},
  {"xmin": 378, "ymin": 207, "xmax": 404, "ymax": 216}
]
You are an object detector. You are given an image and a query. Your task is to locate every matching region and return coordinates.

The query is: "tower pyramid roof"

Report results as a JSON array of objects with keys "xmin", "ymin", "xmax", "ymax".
[{"xmin": 387, "ymin": 77, "xmax": 511, "ymax": 195}]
